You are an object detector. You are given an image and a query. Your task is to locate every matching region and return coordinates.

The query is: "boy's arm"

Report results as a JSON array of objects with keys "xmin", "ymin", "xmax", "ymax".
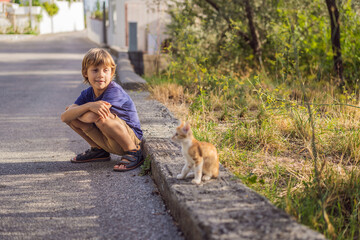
[{"xmin": 61, "ymin": 101, "xmax": 112, "ymax": 123}]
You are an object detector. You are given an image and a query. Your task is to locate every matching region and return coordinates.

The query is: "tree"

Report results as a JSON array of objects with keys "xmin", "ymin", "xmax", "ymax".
[
  {"xmin": 203, "ymin": 0, "xmax": 262, "ymax": 64},
  {"xmin": 243, "ymin": 0, "xmax": 262, "ymax": 65},
  {"xmin": 325, "ymin": 0, "xmax": 344, "ymax": 86}
]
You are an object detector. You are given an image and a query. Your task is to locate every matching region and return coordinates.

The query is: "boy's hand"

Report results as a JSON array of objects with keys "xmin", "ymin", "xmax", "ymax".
[{"xmin": 88, "ymin": 101, "xmax": 112, "ymax": 119}]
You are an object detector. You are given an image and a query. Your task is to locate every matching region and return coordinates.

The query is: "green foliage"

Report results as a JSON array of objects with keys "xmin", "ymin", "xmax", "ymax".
[
  {"xmin": 96, "ymin": 0, "xmax": 101, "ymax": 11},
  {"xmin": 2, "ymin": 24, "xmax": 37, "ymax": 35},
  {"xmin": 267, "ymin": 1, "xmax": 331, "ymax": 83},
  {"xmin": 5, "ymin": 25, "xmax": 16, "ymax": 34},
  {"xmin": 139, "ymin": 155, "xmax": 151, "ymax": 176},
  {"xmin": 166, "ymin": 0, "xmax": 360, "ymax": 87},
  {"xmin": 92, "ymin": 0, "xmax": 103, "ymax": 20},
  {"xmin": 42, "ymin": 2, "xmax": 59, "ymax": 17},
  {"xmin": 35, "ymin": 13, "xmax": 43, "ymax": 23},
  {"xmin": 93, "ymin": 10, "xmax": 103, "ymax": 20},
  {"xmin": 32, "ymin": 0, "xmax": 41, "ymax": 6},
  {"xmin": 268, "ymin": 0, "xmax": 360, "ymax": 86},
  {"xmin": 340, "ymin": 1, "xmax": 360, "ymax": 84},
  {"xmin": 23, "ymin": 23, "xmax": 38, "ymax": 34},
  {"xmin": 23, "ymin": 0, "xmax": 41, "ymax": 6}
]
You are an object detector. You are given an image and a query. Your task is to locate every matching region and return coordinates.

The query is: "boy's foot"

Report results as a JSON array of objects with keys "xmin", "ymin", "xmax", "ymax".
[
  {"xmin": 113, "ymin": 146, "xmax": 144, "ymax": 172},
  {"xmin": 71, "ymin": 147, "xmax": 111, "ymax": 163}
]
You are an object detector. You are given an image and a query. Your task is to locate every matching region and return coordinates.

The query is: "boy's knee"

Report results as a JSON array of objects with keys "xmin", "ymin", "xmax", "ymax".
[
  {"xmin": 78, "ymin": 111, "xmax": 99, "ymax": 123},
  {"xmin": 69, "ymin": 119, "xmax": 93, "ymax": 132}
]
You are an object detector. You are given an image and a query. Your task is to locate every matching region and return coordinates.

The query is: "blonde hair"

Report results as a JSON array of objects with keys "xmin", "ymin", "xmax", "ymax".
[{"xmin": 81, "ymin": 48, "xmax": 116, "ymax": 84}]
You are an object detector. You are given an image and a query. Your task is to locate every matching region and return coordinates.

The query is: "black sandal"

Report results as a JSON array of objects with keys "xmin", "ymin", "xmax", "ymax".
[
  {"xmin": 71, "ymin": 147, "xmax": 110, "ymax": 163},
  {"xmin": 113, "ymin": 146, "xmax": 144, "ymax": 172}
]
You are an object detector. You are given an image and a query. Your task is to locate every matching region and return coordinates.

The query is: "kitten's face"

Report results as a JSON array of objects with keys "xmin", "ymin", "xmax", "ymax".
[{"xmin": 172, "ymin": 122, "xmax": 191, "ymax": 142}]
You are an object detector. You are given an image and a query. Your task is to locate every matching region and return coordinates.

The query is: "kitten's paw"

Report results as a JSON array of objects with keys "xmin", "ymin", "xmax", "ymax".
[
  {"xmin": 202, "ymin": 175, "xmax": 211, "ymax": 181},
  {"xmin": 186, "ymin": 172, "xmax": 194, "ymax": 178},
  {"xmin": 191, "ymin": 179, "xmax": 201, "ymax": 185},
  {"xmin": 177, "ymin": 174, "xmax": 185, "ymax": 180}
]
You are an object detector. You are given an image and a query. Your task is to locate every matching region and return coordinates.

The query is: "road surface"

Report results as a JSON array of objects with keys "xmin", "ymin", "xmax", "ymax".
[{"xmin": 0, "ymin": 32, "xmax": 183, "ymax": 240}]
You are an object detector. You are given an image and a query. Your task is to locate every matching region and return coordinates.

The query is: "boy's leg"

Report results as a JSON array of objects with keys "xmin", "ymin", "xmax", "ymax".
[
  {"xmin": 94, "ymin": 115, "xmax": 143, "ymax": 171},
  {"xmin": 67, "ymin": 117, "xmax": 111, "ymax": 162},
  {"xmin": 94, "ymin": 114, "xmax": 137, "ymax": 152},
  {"xmin": 67, "ymin": 111, "xmax": 142, "ymax": 169},
  {"xmin": 67, "ymin": 119, "xmax": 100, "ymax": 148}
]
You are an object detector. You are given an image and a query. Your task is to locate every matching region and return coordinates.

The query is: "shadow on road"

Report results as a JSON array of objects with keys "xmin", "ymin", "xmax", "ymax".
[{"xmin": 0, "ymin": 160, "xmax": 116, "ymax": 176}]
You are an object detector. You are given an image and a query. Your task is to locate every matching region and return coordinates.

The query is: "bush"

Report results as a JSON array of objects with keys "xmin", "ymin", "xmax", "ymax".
[{"xmin": 42, "ymin": 2, "xmax": 59, "ymax": 17}]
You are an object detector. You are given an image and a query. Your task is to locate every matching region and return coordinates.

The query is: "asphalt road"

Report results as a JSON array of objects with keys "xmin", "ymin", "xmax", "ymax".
[{"xmin": 0, "ymin": 32, "xmax": 183, "ymax": 240}]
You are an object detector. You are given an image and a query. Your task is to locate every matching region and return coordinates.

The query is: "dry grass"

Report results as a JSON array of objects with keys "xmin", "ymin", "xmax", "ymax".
[{"xmin": 148, "ymin": 83, "xmax": 192, "ymax": 121}]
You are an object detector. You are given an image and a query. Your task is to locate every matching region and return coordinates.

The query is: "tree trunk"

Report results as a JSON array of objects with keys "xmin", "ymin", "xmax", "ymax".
[
  {"xmin": 244, "ymin": 0, "xmax": 262, "ymax": 63},
  {"xmin": 325, "ymin": 0, "xmax": 344, "ymax": 86}
]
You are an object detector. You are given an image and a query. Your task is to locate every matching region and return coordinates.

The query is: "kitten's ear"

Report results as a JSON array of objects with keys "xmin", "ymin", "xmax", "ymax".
[{"xmin": 183, "ymin": 122, "xmax": 191, "ymax": 133}]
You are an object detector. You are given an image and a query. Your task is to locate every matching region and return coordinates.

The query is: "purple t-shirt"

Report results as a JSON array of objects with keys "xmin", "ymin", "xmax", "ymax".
[{"xmin": 74, "ymin": 81, "xmax": 143, "ymax": 140}]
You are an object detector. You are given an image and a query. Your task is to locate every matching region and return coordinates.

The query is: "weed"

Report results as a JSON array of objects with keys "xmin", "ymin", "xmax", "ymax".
[{"xmin": 139, "ymin": 155, "xmax": 151, "ymax": 176}]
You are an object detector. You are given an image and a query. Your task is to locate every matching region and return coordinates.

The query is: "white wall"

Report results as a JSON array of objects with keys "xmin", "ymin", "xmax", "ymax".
[
  {"xmin": 108, "ymin": 0, "xmax": 126, "ymax": 49},
  {"xmin": 39, "ymin": 1, "xmax": 85, "ymax": 34},
  {"xmin": 86, "ymin": 14, "xmax": 102, "ymax": 45},
  {"xmin": 3, "ymin": 4, "xmax": 42, "ymax": 33},
  {"xmin": 0, "ymin": 17, "xmax": 11, "ymax": 33},
  {"xmin": 126, "ymin": 1, "xmax": 170, "ymax": 53}
]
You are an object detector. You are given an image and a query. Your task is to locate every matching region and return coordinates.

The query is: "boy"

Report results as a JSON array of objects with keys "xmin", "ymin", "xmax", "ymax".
[{"xmin": 61, "ymin": 48, "xmax": 143, "ymax": 172}]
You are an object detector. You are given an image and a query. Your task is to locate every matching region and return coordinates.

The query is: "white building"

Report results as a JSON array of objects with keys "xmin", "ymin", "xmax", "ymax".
[
  {"xmin": 0, "ymin": 0, "xmax": 85, "ymax": 34},
  {"xmin": 88, "ymin": 0, "xmax": 170, "ymax": 54}
]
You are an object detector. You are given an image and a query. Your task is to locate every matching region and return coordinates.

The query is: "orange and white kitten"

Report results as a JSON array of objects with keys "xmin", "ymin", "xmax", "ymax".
[{"xmin": 172, "ymin": 122, "xmax": 219, "ymax": 185}]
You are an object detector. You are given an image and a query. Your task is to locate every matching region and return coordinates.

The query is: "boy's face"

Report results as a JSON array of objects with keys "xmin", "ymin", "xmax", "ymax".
[{"xmin": 85, "ymin": 64, "xmax": 113, "ymax": 97}]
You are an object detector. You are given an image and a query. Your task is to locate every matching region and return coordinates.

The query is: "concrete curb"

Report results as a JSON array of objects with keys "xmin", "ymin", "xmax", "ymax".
[
  {"xmin": 109, "ymin": 47, "xmax": 147, "ymax": 90},
  {"xmin": 111, "ymin": 48, "xmax": 326, "ymax": 240},
  {"xmin": 0, "ymin": 34, "xmax": 35, "ymax": 42}
]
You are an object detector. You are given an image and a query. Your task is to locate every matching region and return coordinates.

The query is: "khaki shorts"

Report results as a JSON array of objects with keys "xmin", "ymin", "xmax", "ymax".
[{"xmin": 83, "ymin": 115, "xmax": 141, "ymax": 155}]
